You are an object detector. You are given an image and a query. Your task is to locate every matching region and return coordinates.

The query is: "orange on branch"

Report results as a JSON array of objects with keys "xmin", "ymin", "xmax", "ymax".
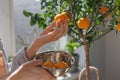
[
  {"xmin": 117, "ymin": 18, "xmax": 120, "ymax": 22},
  {"xmin": 77, "ymin": 18, "xmax": 90, "ymax": 29},
  {"xmin": 116, "ymin": 24, "xmax": 120, "ymax": 31},
  {"xmin": 54, "ymin": 12, "xmax": 71, "ymax": 24},
  {"xmin": 43, "ymin": 61, "xmax": 55, "ymax": 68},
  {"xmin": 99, "ymin": 6, "xmax": 110, "ymax": 14},
  {"xmin": 55, "ymin": 61, "xmax": 68, "ymax": 68},
  {"xmin": 105, "ymin": 13, "xmax": 112, "ymax": 19}
]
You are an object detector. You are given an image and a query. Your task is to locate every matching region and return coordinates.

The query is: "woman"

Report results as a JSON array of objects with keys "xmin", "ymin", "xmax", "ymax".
[{"xmin": 0, "ymin": 19, "xmax": 69, "ymax": 80}]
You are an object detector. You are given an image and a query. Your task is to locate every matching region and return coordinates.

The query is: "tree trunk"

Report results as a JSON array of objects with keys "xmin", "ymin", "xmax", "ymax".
[{"xmin": 83, "ymin": 38, "xmax": 91, "ymax": 80}]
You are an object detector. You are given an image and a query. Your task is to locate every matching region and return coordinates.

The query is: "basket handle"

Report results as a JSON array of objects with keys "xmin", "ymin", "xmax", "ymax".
[{"xmin": 78, "ymin": 66, "xmax": 100, "ymax": 80}]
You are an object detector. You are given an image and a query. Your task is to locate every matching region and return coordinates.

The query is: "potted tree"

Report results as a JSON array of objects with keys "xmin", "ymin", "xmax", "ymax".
[{"xmin": 23, "ymin": 0, "xmax": 120, "ymax": 80}]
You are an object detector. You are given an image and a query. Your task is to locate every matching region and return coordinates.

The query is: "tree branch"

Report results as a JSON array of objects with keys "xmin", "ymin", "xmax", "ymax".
[{"xmin": 93, "ymin": 28, "xmax": 114, "ymax": 41}]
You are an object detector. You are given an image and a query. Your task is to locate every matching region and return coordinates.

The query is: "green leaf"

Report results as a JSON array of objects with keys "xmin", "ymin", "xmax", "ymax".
[
  {"xmin": 37, "ymin": 17, "xmax": 47, "ymax": 29},
  {"xmin": 65, "ymin": 39, "xmax": 81, "ymax": 55},
  {"xmin": 99, "ymin": 32, "xmax": 103, "ymax": 35},
  {"xmin": 95, "ymin": 19, "xmax": 101, "ymax": 25},
  {"xmin": 65, "ymin": 44, "xmax": 74, "ymax": 55},
  {"xmin": 34, "ymin": 13, "xmax": 39, "ymax": 20},
  {"xmin": 23, "ymin": 10, "xmax": 33, "ymax": 17},
  {"xmin": 30, "ymin": 16, "xmax": 36, "ymax": 26},
  {"xmin": 41, "ymin": 6, "xmax": 45, "ymax": 10},
  {"xmin": 66, "ymin": 0, "xmax": 73, "ymax": 5}
]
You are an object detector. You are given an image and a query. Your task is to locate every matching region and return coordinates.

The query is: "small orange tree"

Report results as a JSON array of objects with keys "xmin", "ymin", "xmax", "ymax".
[{"xmin": 23, "ymin": 0, "xmax": 120, "ymax": 80}]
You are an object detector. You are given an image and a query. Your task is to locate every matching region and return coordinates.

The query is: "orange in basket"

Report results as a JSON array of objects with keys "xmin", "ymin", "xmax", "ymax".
[
  {"xmin": 43, "ymin": 61, "xmax": 68, "ymax": 69},
  {"xmin": 43, "ymin": 61, "xmax": 55, "ymax": 68},
  {"xmin": 55, "ymin": 61, "xmax": 68, "ymax": 68}
]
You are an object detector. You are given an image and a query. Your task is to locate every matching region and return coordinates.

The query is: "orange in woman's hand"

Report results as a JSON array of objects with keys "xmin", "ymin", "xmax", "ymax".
[
  {"xmin": 43, "ymin": 61, "xmax": 55, "ymax": 68},
  {"xmin": 116, "ymin": 24, "xmax": 120, "ymax": 31},
  {"xmin": 77, "ymin": 18, "xmax": 90, "ymax": 29},
  {"xmin": 55, "ymin": 61, "xmax": 68, "ymax": 68},
  {"xmin": 54, "ymin": 12, "xmax": 71, "ymax": 24}
]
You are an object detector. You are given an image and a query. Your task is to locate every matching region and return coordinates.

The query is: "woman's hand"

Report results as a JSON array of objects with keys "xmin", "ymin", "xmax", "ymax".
[
  {"xmin": 38, "ymin": 19, "xmax": 69, "ymax": 44},
  {"xmin": 26, "ymin": 19, "xmax": 69, "ymax": 60},
  {"xmin": 7, "ymin": 60, "xmax": 56, "ymax": 80}
]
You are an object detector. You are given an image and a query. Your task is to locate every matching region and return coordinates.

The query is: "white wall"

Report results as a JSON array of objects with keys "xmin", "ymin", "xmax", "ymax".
[
  {"xmin": 90, "ymin": 37, "xmax": 105, "ymax": 80},
  {"xmin": 13, "ymin": 0, "xmax": 42, "ymax": 51},
  {"xmin": 76, "ymin": 31, "xmax": 120, "ymax": 80},
  {"xmin": 105, "ymin": 31, "xmax": 120, "ymax": 80},
  {"xmin": 0, "ymin": 0, "xmax": 15, "ymax": 56}
]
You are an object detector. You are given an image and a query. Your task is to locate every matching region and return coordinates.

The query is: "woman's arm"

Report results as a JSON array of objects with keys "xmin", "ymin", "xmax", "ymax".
[
  {"xmin": 9, "ymin": 19, "xmax": 69, "ymax": 74},
  {"xmin": 26, "ymin": 20, "xmax": 69, "ymax": 60}
]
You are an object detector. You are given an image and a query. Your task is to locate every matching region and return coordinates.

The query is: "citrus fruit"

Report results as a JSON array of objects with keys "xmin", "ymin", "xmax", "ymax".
[
  {"xmin": 43, "ymin": 61, "xmax": 55, "ymax": 68},
  {"xmin": 99, "ymin": 6, "xmax": 110, "ymax": 14},
  {"xmin": 77, "ymin": 18, "xmax": 90, "ymax": 29},
  {"xmin": 116, "ymin": 24, "xmax": 120, "ymax": 31},
  {"xmin": 54, "ymin": 12, "xmax": 71, "ymax": 24},
  {"xmin": 117, "ymin": 18, "xmax": 120, "ymax": 22},
  {"xmin": 105, "ymin": 13, "xmax": 112, "ymax": 19},
  {"xmin": 55, "ymin": 61, "xmax": 68, "ymax": 68}
]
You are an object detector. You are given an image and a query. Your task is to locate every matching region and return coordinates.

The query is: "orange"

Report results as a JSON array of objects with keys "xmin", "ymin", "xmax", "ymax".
[
  {"xmin": 43, "ymin": 61, "xmax": 68, "ymax": 69},
  {"xmin": 43, "ymin": 61, "xmax": 55, "ymax": 68},
  {"xmin": 77, "ymin": 18, "xmax": 90, "ymax": 29},
  {"xmin": 54, "ymin": 12, "xmax": 71, "ymax": 24},
  {"xmin": 116, "ymin": 24, "xmax": 120, "ymax": 31},
  {"xmin": 105, "ymin": 13, "xmax": 112, "ymax": 19},
  {"xmin": 55, "ymin": 61, "xmax": 68, "ymax": 68},
  {"xmin": 117, "ymin": 18, "xmax": 120, "ymax": 22},
  {"xmin": 99, "ymin": 6, "xmax": 110, "ymax": 14}
]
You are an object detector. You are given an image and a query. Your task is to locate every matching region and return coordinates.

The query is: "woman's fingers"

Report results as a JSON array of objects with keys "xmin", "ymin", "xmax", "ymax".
[
  {"xmin": 38, "ymin": 19, "xmax": 69, "ymax": 43},
  {"xmin": 40, "ymin": 21, "xmax": 56, "ymax": 35},
  {"xmin": 54, "ymin": 25, "xmax": 64, "ymax": 40},
  {"xmin": 42, "ymin": 19, "xmax": 62, "ymax": 35},
  {"xmin": 62, "ymin": 19, "xmax": 69, "ymax": 35},
  {"xmin": 53, "ymin": 19, "xmax": 69, "ymax": 40},
  {"xmin": 45, "ymin": 20, "xmax": 62, "ymax": 38}
]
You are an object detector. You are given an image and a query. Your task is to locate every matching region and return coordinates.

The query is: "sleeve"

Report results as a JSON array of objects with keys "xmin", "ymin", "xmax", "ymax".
[{"xmin": 8, "ymin": 47, "xmax": 29, "ymax": 74}]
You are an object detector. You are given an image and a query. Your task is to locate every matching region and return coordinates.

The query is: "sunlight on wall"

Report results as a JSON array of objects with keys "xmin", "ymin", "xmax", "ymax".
[{"xmin": 0, "ymin": 0, "xmax": 15, "ymax": 56}]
